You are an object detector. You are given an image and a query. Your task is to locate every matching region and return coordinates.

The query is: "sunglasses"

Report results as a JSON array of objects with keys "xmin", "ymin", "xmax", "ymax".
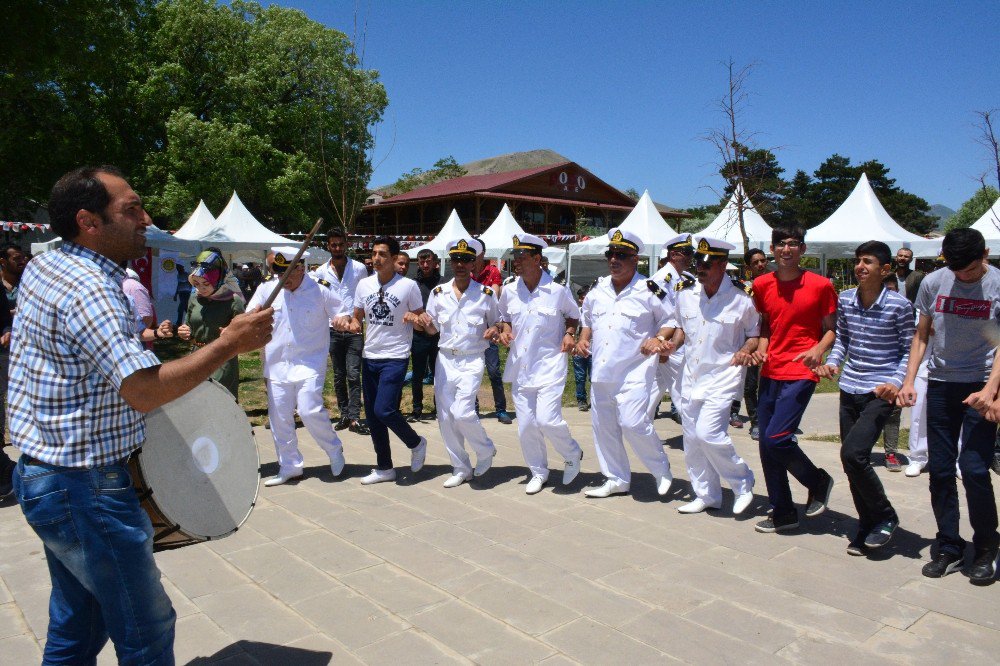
[
  {"xmin": 605, "ymin": 250, "xmax": 637, "ymax": 261},
  {"xmin": 450, "ymin": 256, "xmax": 473, "ymax": 264},
  {"xmin": 512, "ymin": 249, "xmax": 540, "ymax": 258}
]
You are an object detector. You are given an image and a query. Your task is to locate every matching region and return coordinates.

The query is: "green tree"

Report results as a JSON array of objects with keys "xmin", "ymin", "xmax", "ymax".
[
  {"xmin": 390, "ymin": 156, "xmax": 467, "ymax": 195},
  {"xmin": 720, "ymin": 145, "xmax": 785, "ymax": 220},
  {"xmin": 945, "ymin": 186, "xmax": 1000, "ymax": 232},
  {"xmin": 623, "ymin": 187, "xmax": 641, "ymax": 200}
]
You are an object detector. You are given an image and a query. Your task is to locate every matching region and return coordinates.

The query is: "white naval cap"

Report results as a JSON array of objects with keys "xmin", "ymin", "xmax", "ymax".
[
  {"xmin": 511, "ymin": 233, "xmax": 548, "ymax": 251},
  {"xmin": 271, "ymin": 246, "xmax": 310, "ymax": 272},
  {"xmin": 446, "ymin": 237, "xmax": 484, "ymax": 259},
  {"xmin": 693, "ymin": 235, "xmax": 736, "ymax": 262},
  {"xmin": 664, "ymin": 233, "xmax": 694, "ymax": 251},
  {"xmin": 606, "ymin": 227, "xmax": 644, "ymax": 254}
]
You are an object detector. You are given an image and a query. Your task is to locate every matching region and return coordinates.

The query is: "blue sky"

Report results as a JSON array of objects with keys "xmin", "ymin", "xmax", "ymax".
[{"xmin": 275, "ymin": 1, "xmax": 998, "ymax": 210}]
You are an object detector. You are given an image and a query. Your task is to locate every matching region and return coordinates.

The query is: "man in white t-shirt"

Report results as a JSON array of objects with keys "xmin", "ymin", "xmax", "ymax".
[
  {"xmin": 417, "ymin": 238, "xmax": 499, "ymax": 488},
  {"xmin": 348, "ymin": 236, "xmax": 428, "ymax": 485},
  {"xmin": 248, "ymin": 248, "xmax": 352, "ymax": 486},
  {"xmin": 497, "ymin": 233, "xmax": 584, "ymax": 495}
]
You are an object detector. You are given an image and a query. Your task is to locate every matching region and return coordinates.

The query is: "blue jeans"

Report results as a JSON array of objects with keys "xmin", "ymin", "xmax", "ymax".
[
  {"xmin": 13, "ymin": 457, "xmax": 175, "ymax": 665},
  {"xmin": 926, "ymin": 380, "xmax": 1000, "ymax": 555},
  {"xmin": 484, "ymin": 342, "xmax": 507, "ymax": 412},
  {"xmin": 572, "ymin": 355, "xmax": 590, "ymax": 402},
  {"xmin": 757, "ymin": 377, "xmax": 823, "ymax": 519},
  {"xmin": 362, "ymin": 358, "xmax": 422, "ymax": 470}
]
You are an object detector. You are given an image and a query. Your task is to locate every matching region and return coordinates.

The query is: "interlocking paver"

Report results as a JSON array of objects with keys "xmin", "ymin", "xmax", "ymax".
[{"xmin": 1, "ymin": 402, "xmax": 997, "ymax": 663}]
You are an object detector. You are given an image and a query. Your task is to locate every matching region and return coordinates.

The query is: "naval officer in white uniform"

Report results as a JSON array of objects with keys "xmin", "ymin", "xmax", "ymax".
[
  {"xmin": 575, "ymin": 228, "xmax": 675, "ymax": 498},
  {"xmin": 496, "ymin": 233, "xmax": 584, "ymax": 494},
  {"xmin": 417, "ymin": 238, "xmax": 500, "ymax": 488},
  {"xmin": 649, "ymin": 233, "xmax": 696, "ymax": 423},
  {"xmin": 666, "ymin": 237, "xmax": 758, "ymax": 515},
  {"xmin": 247, "ymin": 247, "xmax": 352, "ymax": 486}
]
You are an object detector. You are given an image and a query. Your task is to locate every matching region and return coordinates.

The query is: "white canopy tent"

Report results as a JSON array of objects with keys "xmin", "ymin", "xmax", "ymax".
[
  {"xmin": 173, "ymin": 200, "xmax": 218, "ymax": 241},
  {"xmin": 403, "ymin": 209, "xmax": 473, "ymax": 259},
  {"xmin": 478, "ymin": 204, "xmax": 528, "ymax": 259},
  {"xmin": 566, "ymin": 190, "xmax": 676, "ymax": 287},
  {"xmin": 197, "ymin": 191, "xmax": 297, "ymax": 265},
  {"xmin": 146, "ymin": 224, "xmax": 202, "ymax": 254},
  {"xmin": 697, "ymin": 184, "xmax": 772, "ymax": 252},
  {"xmin": 804, "ymin": 174, "xmax": 930, "ymax": 260},
  {"xmin": 971, "ymin": 195, "xmax": 1000, "ymax": 242}
]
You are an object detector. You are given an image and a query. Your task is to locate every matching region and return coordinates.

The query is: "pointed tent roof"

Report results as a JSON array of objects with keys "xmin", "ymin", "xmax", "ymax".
[
  {"xmin": 404, "ymin": 209, "xmax": 474, "ymax": 258},
  {"xmin": 478, "ymin": 204, "xmax": 529, "ymax": 259},
  {"xmin": 199, "ymin": 191, "xmax": 295, "ymax": 252},
  {"xmin": 804, "ymin": 174, "xmax": 926, "ymax": 257},
  {"xmin": 971, "ymin": 195, "xmax": 1000, "ymax": 240},
  {"xmin": 568, "ymin": 190, "xmax": 676, "ymax": 259},
  {"xmin": 146, "ymin": 224, "xmax": 202, "ymax": 254},
  {"xmin": 173, "ymin": 200, "xmax": 218, "ymax": 241},
  {"xmin": 698, "ymin": 184, "xmax": 772, "ymax": 250}
]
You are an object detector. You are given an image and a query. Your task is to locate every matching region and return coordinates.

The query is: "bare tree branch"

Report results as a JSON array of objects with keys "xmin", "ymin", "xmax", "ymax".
[{"xmin": 973, "ymin": 109, "xmax": 1000, "ymax": 191}]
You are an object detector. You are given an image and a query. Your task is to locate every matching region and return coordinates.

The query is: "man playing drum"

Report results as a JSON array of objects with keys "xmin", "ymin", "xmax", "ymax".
[
  {"xmin": 249, "ymin": 247, "xmax": 353, "ymax": 487},
  {"xmin": 7, "ymin": 166, "xmax": 273, "ymax": 664}
]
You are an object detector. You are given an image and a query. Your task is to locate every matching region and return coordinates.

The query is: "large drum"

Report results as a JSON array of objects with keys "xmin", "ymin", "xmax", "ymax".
[{"xmin": 131, "ymin": 380, "xmax": 260, "ymax": 551}]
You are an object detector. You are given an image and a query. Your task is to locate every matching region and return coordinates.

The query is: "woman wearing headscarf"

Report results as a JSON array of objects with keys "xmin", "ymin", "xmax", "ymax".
[{"xmin": 177, "ymin": 248, "xmax": 246, "ymax": 399}]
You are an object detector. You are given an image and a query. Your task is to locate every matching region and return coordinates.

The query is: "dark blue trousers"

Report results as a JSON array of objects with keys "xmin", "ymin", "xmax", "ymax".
[{"xmin": 362, "ymin": 357, "xmax": 422, "ymax": 470}]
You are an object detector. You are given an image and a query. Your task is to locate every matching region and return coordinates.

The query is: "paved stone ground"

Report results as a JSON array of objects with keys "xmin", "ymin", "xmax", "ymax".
[{"xmin": 2, "ymin": 393, "xmax": 998, "ymax": 664}]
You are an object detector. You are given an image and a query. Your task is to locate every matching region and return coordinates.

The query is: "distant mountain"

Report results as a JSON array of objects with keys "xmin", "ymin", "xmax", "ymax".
[
  {"xmin": 374, "ymin": 149, "xmax": 569, "ymax": 196},
  {"xmin": 929, "ymin": 204, "xmax": 955, "ymax": 230}
]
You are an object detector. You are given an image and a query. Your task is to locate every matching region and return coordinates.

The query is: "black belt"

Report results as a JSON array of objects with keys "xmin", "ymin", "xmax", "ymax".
[{"xmin": 22, "ymin": 454, "xmax": 129, "ymax": 469}]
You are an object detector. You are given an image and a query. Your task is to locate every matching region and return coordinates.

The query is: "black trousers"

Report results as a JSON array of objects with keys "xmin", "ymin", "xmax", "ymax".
[
  {"xmin": 410, "ymin": 332, "xmax": 439, "ymax": 414},
  {"xmin": 839, "ymin": 390, "xmax": 898, "ymax": 531}
]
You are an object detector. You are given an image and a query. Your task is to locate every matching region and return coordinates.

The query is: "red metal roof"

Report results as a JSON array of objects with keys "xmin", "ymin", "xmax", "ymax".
[{"xmin": 380, "ymin": 162, "xmax": 571, "ymax": 203}]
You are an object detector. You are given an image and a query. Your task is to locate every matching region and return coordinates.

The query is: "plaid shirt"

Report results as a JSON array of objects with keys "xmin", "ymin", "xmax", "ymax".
[{"xmin": 9, "ymin": 242, "xmax": 160, "ymax": 467}]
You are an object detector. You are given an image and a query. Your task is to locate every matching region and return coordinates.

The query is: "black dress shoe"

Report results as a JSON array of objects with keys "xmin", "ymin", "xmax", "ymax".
[
  {"xmin": 406, "ymin": 412, "xmax": 423, "ymax": 423},
  {"xmin": 349, "ymin": 420, "xmax": 370, "ymax": 436},
  {"xmin": 334, "ymin": 417, "xmax": 351, "ymax": 431}
]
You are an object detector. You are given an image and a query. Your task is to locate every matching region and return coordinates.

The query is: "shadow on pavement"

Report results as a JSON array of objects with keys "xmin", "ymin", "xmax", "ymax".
[{"xmin": 186, "ymin": 640, "xmax": 331, "ymax": 664}]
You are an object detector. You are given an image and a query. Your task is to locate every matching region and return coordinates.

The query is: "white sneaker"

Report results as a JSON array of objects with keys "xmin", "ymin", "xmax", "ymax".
[
  {"xmin": 474, "ymin": 450, "xmax": 496, "ymax": 477},
  {"xmin": 584, "ymin": 479, "xmax": 630, "ymax": 498},
  {"xmin": 361, "ymin": 468, "xmax": 397, "ymax": 485},
  {"xmin": 733, "ymin": 490, "xmax": 755, "ymax": 515},
  {"xmin": 563, "ymin": 450, "xmax": 583, "ymax": 485},
  {"xmin": 329, "ymin": 448, "xmax": 346, "ymax": 477},
  {"xmin": 677, "ymin": 498, "xmax": 720, "ymax": 514},
  {"xmin": 443, "ymin": 472, "xmax": 470, "ymax": 488},
  {"xmin": 410, "ymin": 437, "xmax": 427, "ymax": 472},
  {"xmin": 905, "ymin": 462, "xmax": 925, "ymax": 477},
  {"xmin": 264, "ymin": 470, "xmax": 303, "ymax": 487},
  {"xmin": 657, "ymin": 473, "xmax": 673, "ymax": 496},
  {"xmin": 525, "ymin": 475, "xmax": 546, "ymax": 495}
]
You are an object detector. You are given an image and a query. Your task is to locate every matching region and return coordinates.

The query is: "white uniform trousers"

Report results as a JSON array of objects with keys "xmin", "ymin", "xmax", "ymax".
[
  {"xmin": 435, "ymin": 353, "xmax": 496, "ymax": 477},
  {"xmin": 907, "ymin": 372, "xmax": 929, "ymax": 466},
  {"xmin": 648, "ymin": 351, "xmax": 684, "ymax": 419},
  {"xmin": 591, "ymin": 380, "xmax": 672, "ymax": 485},
  {"xmin": 512, "ymin": 381, "xmax": 582, "ymax": 481},
  {"xmin": 267, "ymin": 374, "xmax": 343, "ymax": 475},
  {"xmin": 680, "ymin": 394, "xmax": 755, "ymax": 505}
]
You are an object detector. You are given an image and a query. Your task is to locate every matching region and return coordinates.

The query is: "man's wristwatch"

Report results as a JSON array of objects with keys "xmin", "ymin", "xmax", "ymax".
[{"xmin": 655, "ymin": 335, "xmax": 667, "ymax": 342}]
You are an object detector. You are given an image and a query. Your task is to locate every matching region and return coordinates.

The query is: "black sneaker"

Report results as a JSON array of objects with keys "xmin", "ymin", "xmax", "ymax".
[
  {"xmin": 755, "ymin": 514, "xmax": 799, "ymax": 533},
  {"xmin": 805, "ymin": 470, "xmax": 834, "ymax": 518},
  {"xmin": 968, "ymin": 548, "xmax": 999, "ymax": 586},
  {"xmin": 921, "ymin": 551, "xmax": 964, "ymax": 578},
  {"xmin": 864, "ymin": 519, "xmax": 898, "ymax": 549},
  {"xmin": 334, "ymin": 417, "xmax": 351, "ymax": 431},
  {"xmin": 497, "ymin": 410, "xmax": 513, "ymax": 425},
  {"xmin": 750, "ymin": 425, "xmax": 760, "ymax": 441},
  {"xmin": 577, "ymin": 400, "xmax": 590, "ymax": 412},
  {"xmin": 406, "ymin": 411, "xmax": 422, "ymax": 423},
  {"xmin": 846, "ymin": 536, "xmax": 866, "ymax": 557}
]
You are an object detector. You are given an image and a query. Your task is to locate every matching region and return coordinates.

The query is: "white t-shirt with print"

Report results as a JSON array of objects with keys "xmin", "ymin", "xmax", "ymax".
[{"xmin": 354, "ymin": 273, "xmax": 423, "ymax": 359}]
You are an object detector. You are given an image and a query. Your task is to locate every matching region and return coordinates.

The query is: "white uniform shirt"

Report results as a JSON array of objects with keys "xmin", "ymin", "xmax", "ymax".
[
  {"xmin": 312, "ymin": 257, "xmax": 367, "ymax": 323},
  {"xmin": 354, "ymin": 273, "xmax": 423, "ymax": 359},
  {"xmin": 650, "ymin": 262, "xmax": 684, "ymax": 310},
  {"xmin": 425, "ymin": 279, "xmax": 499, "ymax": 355},
  {"xmin": 248, "ymin": 277, "xmax": 348, "ymax": 382},
  {"xmin": 580, "ymin": 273, "xmax": 673, "ymax": 385},
  {"xmin": 667, "ymin": 277, "xmax": 760, "ymax": 401},
  {"xmin": 498, "ymin": 272, "xmax": 580, "ymax": 388}
]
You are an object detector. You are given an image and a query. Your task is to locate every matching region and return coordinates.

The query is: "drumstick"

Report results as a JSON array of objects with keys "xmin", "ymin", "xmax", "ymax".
[{"xmin": 261, "ymin": 217, "xmax": 324, "ymax": 309}]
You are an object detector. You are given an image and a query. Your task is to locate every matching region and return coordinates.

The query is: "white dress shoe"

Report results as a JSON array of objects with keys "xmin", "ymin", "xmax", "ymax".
[
  {"xmin": 563, "ymin": 451, "xmax": 583, "ymax": 485},
  {"xmin": 443, "ymin": 472, "xmax": 470, "ymax": 488},
  {"xmin": 585, "ymin": 479, "xmax": 630, "ymax": 498},
  {"xmin": 474, "ymin": 450, "xmax": 496, "ymax": 477},
  {"xmin": 361, "ymin": 468, "xmax": 397, "ymax": 485},
  {"xmin": 329, "ymin": 449, "xmax": 346, "ymax": 477},
  {"xmin": 410, "ymin": 437, "xmax": 427, "ymax": 472},
  {"xmin": 677, "ymin": 498, "xmax": 721, "ymax": 514},
  {"xmin": 656, "ymin": 474, "xmax": 673, "ymax": 496},
  {"xmin": 733, "ymin": 490, "xmax": 755, "ymax": 515},
  {"xmin": 264, "ymin": 471, "xmax": 303, "ymax": 487},
  {"xmin": 904, "ymin": 462, "xmax": 924, "ymax": 478},
  {"xmin": 525, "ymin": 475, "xmax": 547, "ymax": 495}
]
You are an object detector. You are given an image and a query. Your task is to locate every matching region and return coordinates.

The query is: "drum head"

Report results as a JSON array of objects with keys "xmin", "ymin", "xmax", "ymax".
[{"xmin": 140, "ymin": 380, "xmax": 259, "ymax": 539}]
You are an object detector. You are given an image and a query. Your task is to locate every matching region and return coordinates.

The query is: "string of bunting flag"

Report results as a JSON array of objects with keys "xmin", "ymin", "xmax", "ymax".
[
  {"xmin": 1, "ymin": 221, "xmax": 49, "ymax": 233},
  {"xmin": 292, "ymin": 232, "xmax": 581, "ymax": 252}
]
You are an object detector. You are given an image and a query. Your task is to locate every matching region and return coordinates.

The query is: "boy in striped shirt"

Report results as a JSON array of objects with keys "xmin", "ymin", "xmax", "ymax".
[{"xmin": 818, "ymin": 241, "xmax": 914, "ymax": 555}]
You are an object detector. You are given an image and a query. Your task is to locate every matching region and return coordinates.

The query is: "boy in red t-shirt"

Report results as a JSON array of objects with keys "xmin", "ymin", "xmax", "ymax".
[{"xmin": 750, "ymin": 224, "xmax": 838, "ymax": 533}]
